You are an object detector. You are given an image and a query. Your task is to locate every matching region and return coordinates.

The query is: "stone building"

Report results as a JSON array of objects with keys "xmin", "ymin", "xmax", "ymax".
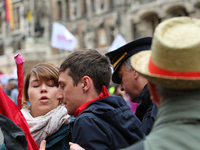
[
  {"xmin": 0, "ymin": 0, "xmax": 200, "ymax": 75},
  {"xmin": 0, "ymin": 0, "xmax": 52, "ymax": 74}
]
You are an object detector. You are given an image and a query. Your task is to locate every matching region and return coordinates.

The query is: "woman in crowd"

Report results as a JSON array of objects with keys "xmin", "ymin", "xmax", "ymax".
[{"xmin": 21, "ymin": 63, "xmax": 73, "ymax": 150}]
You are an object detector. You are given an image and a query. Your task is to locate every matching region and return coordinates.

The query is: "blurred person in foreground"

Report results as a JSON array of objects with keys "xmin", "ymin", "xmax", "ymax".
[
  {"xmin": 106, "ymin": 37, "xmax": 158, "ymax": 135},
  {"xmin": 124, "ymin": 16, "xmax": 200, "ymax": 150},
  {"xmin": 21, "ymin": 63, "xmax": 72, "ymax": 150},
  {"xmin": 55, "ymin": 49, "xmax": 144, "ymax": 150}
]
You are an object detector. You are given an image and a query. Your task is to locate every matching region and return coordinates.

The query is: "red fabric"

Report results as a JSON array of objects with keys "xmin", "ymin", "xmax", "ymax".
[
  {"xmin": 0, "ymin": 54, "xmax": 39, "ymax": 149},
  {"xmin": 12, "ymin": 54, "xmax": 39, "ymax": 149},
  {"xmin": 74, "ymin": 86, "xmax": 110, "ymax": 117},
  {"xmin": 14, "ymin": 54, "xmax": 25, "ymax": 109},
  {"xmin": 14, "ymin": 54, "xmax": 23, "ymax": 109},
  {"xmin": 0, "ymin": 88, "xmax": 39, "ymax": 149},
  {"xmin": 148, "ymin": 57, "xmax": 200, "ymax": 78},
  {"xmin": 16, "ymin": 63, "xmax": 23, "ymax": 109}
]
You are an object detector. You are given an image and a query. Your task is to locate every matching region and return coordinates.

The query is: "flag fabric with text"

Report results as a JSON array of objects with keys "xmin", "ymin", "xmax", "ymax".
[{"xmin": 51, "ymin": 22, "xmax": 77, "ymax": 51}]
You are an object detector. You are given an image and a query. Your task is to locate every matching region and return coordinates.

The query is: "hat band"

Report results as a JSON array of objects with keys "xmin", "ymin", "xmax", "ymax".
[
  {"xmin": 113, "ymin": 52, "xmax": 127, "ymax": 70},
  {"xmin": 148, "ymin": 57, "xmax": 200, "ymax": 78}
]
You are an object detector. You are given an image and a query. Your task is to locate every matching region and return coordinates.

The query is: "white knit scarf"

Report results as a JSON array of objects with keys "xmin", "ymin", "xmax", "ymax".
[{"xmin": 21, "ymin": 105, "xmax": 71, "ymax": 146}]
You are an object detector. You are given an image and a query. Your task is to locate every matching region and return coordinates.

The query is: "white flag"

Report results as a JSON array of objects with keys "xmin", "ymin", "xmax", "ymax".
[
  {"xmin": 51, "ymin": 22, "xmax": 77, "ymax": 51},
  {"xmin": 108, "ymin": 34, "xmax": 126, "ymax": 52}
]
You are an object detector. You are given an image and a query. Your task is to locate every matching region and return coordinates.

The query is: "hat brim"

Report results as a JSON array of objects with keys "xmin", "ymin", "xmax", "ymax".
[{"xmin": 131, "ymin": 50, "xmax": 200, "ymax": 89}]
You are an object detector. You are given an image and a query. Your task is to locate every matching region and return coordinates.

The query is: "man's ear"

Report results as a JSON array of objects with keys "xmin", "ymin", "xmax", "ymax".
[
  {"xmin": 133, "ymin": 70, "xmax": 139, "ymax": 79},
  {"xmin": 81, "ymin": 76, "xmax": 91, "ymax": 93},
  {"xmin": 148, "ymin": 82, "xmax": 159, "ymax": 105}
]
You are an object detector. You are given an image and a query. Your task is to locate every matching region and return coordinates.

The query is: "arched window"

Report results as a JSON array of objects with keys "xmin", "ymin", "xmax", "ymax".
[
  {"xmin": 57, "ymin": 1, "xmax": 62, "ymax": 20},
  {"xmin": 142, "ymin": 13, "xmax": 160, "ymax": 36},
  {"xmin": 91, "ymin": 0, "xmax": 95, "ymax": 13},
  {"xmin": 108, "ymin": 0, "xmax": 113, "ymax": 9},
  {"xmin": 97, "ymin": 27, "xmax": 107, "ymax": 48},
  {"xmin": 13, "ymin": 35, "xmax": 24, "ymax": 53},
  {"xmin": 66, "ymin": 0, "xmax": 70, "ymax": 19},
  {"xmin": 35, "ymin": 10, "xmax": 44, "ymax": 37},
  {"xmin": 13, "ymin": 6, "xmax": 20, "ymax": 30},
  {"xmin": 132, "ymin": 21, "xmax": 140, "ymax": 39},
  {"xmin": 100, "ymin": 0, "xmax": 104, "ymax": 10},
  {"xmin": 132, "ymin": 13, "xmax": 160, "ymax": 39},
  {"xmin": 0, "ymin": 11, "xmax": 2, "ymax": 34},
  {"xmin": 167, "ymin": 6, "xmax": 188, "ymax": 17},
  {"xmin": 109, "ymin": 26, "xmax": 115, "ymax": 45},
  {"xmin": 81, "ymin": 0, "xmax": 87, "ymax": 16},
  {"xmin": 0, "ymin": 43, "xmax": 4, "ymax": 56}
]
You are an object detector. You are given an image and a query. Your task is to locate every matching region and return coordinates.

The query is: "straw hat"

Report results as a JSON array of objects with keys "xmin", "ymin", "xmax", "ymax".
[{"xmin": 131, "ymin": 17, "xmax": 200, "ymax": 89}]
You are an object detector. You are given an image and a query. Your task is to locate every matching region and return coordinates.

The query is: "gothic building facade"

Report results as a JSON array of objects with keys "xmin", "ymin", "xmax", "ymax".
[{"xmin": 0, "ymin": 0, "xmax": 200, "ymax": 74}]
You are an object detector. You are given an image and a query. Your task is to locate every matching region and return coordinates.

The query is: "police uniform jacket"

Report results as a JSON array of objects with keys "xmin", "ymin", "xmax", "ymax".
[{"xmin": 133, "ymin": 84, "xmax": 158, "ymax": 135}]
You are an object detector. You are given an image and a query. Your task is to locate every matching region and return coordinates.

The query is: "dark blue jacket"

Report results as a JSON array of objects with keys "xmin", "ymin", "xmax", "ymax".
[
  {"xmin": 133, "ymin": 84, "xmax": 158, "ymax": 135},
  {"xmin": 45, "ymin": 116, "xmax": 75, "ymax": 150},
  {"xmin": 45, "ymin": 125, "xmax": 70, "ymax": 150},
  {"xmin": 72, "ymin": 95, "xmax": 145, "ymax": 150}
]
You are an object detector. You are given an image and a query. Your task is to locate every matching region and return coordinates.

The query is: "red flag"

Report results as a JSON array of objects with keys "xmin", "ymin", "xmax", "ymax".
[
  {"xmin": 0, "ymin": 54, "xmax": 39, "ymax": 150},
  {"xmin": 0, "ymin": 88, "xmax": 39, "ymax": 150},
  {"xmin": 14, "ymin": 54, "xmax": 24, "ymax": 109}
]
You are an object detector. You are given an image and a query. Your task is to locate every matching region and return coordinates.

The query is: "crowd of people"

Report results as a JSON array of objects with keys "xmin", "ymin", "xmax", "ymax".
[
  {"xmin": 0, "ymin": 16, "xmax": 200, "ymax": 150},
  {"xmin": 0, "ymin": 73, "xmax": 19, "ymax": 106}
]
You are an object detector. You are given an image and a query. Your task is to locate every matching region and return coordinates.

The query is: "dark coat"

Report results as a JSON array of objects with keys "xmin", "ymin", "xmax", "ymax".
[
  {"xmin": 45, "ymin": 116, "xmax": 75, "ymax": 150},
  {"xmin": 72, "ymin": 95, "xmax": 145, "ymax": 150},
  {"xmin": 45, "ymin": 125, "xmax": 70, "ymax": 150},
  {"xmin": 0, "ymin": 116, "xmax": 74, "ymax": 150},
  {"xmin": 0, "ymin": 114, "xmax": 28, "ymax": 150},
  {"xmin": 133, "ymin": 84, "xmax": 158, "ymax": 135}
]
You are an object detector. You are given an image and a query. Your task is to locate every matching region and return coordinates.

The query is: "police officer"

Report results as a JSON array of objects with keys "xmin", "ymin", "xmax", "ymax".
[{"xmin": 106, "ymin": 37, "xmax": 158, "ymax": 135}]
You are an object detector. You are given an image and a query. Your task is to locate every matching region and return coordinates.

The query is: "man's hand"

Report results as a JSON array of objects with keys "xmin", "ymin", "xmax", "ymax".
[
  {"xmin": 39, "ymin": 140, "xmax": 46, "ymax": 150},
  {"xmin": 69, "ymin": 142, "xmax": 85, "ymax": 150}
]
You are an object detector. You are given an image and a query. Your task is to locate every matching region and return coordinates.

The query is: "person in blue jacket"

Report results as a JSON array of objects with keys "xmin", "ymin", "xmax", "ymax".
[
  {"xmin": 21, "ymin": 63, "xmax": 73, "ymax": 150},
  {"xmin": 105, "ymin": 37, "xmax": 158, "ymax": 135},
  {"xmin": 56, "ymin": 49, "xmax": 145, "ymax": 150}
]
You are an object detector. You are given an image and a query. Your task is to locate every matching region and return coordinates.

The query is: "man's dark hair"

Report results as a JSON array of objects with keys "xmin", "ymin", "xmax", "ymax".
[
  {"xmin": 60, "ymin": 49, "xmax": 111, "ymax": 94},
  {"xmin": 8, "ymin": 78, "xmax": 17, "ymax": 86}
]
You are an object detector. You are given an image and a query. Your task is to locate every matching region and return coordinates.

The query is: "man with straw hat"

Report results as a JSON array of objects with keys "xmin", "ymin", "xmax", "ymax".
[
  {"xmin": 106, "ymin": 37, "xmax": 158, "ymax": 135},
  {"xmin": 124, "ymin": 16, "xmax": 200, "ymax": 150}
]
